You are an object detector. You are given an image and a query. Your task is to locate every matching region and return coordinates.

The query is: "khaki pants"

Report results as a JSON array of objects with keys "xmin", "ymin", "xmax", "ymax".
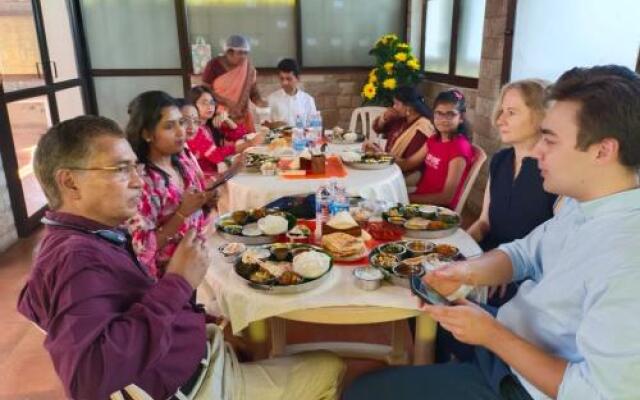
[{"xmin": 240, "ymin": 351, "xmax": 346, "ymax": 400}]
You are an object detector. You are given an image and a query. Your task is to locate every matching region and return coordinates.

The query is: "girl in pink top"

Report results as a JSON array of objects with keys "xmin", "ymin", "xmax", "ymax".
[
  {"xmin": 187, "ymin": 86, "xmax": 264, "ymax": 177},
  {"xmin": 410, "ymin": 89, "xmax": 474, "ymax": 209}
]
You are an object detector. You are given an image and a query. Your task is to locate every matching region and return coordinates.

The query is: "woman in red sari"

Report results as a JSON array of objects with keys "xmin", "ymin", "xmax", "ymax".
[{"xmin": 201, "ymin": 34, "xmax": 268, "ymax": 131}]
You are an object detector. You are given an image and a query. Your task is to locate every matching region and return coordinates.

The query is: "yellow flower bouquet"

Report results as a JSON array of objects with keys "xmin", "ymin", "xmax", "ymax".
[{"xmin": 361, "ymin": 34, "xmax": 424, "ymax": 105}]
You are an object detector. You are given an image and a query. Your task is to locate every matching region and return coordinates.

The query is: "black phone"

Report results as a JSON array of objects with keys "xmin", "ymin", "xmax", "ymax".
[
  {"xmin": 410, "ymin": 275, "xmax": 452, "ymax": 306},
  {"xmin": 205, "ymin": 157, "xmax": 243, "ymax": 191}
]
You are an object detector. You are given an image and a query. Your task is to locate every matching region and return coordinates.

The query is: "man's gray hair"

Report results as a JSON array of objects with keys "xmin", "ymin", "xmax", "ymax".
[
  {"xmin": 223, "ymin": 34, "xmax": 251, "ymax": 52},
  {"xmin": 34, "ymin": 115, "xmax": 123, "ymax": 209}
]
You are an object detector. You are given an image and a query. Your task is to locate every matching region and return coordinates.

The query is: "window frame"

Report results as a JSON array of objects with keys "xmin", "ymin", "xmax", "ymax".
[{"xmin": 420, "ymin": 0, "xmax": 481, "ymax": 88}]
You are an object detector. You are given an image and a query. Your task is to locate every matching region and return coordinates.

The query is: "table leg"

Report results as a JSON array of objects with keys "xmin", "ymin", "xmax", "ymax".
[
  {"xmin": 388, "ymin": 320, "xmax": 409, "ymax": 365},
  {"xmin": 269, "ymin": 317, "xmax": 287, "ymax": 358},
  {"xmin": 413, "ymin": 313, "xmax": 436, "ymax": 365}
]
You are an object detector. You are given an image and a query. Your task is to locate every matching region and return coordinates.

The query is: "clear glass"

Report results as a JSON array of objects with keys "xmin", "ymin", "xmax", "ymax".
[
  {"xmin": 80, "ymin": 0, "xmax": 181, "ymax": 69},
  {"xmin": 0, "ymin": 1, "xmax": 45, "ymax": 92},
  {"xmin": 56, "ymin": 86, "xmax": 85, "ymax": 122},
  {"xmin": 93, "ymin": 76, "xmax": 184, "ymax": 127},
  {"xmin": 40, "ymin": 0, "xmax": 78, "ymax": 82},
  {"xmin": 455, "ymin": 0, "xmax": 486, "ymax": 78},
  {"xmin": 300, "ymin": 0, "xmax": 404, "ymax": 67},
  {"xmin": 6, "ymin": 95, "xmax": 51, "ymax": 216},
  {"xmin": 423, "ymin": 0, "xmax": 454, "ymax": 74},
  {"xmin": 186, "ymin": 0, "xmax": 296, "ymax": 69}
]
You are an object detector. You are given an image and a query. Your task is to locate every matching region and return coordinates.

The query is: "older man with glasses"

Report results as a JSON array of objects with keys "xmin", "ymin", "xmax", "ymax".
[{"xmin": 17, "ymin": 115, "xmax": 344, "ymax": 400}]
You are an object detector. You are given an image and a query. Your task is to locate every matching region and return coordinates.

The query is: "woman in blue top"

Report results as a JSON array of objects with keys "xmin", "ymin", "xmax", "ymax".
[{"xmin": 467, "ymin": 79, "xmax": 557, "ymax": 306}]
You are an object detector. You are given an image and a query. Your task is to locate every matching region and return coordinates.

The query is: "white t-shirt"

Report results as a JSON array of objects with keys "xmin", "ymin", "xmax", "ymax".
[{"xmin": 267, "ymin": 88, "xmax": 317, "ymax": 126}]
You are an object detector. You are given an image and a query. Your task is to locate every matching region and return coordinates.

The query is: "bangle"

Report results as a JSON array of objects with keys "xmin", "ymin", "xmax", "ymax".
[{"xmin": 175, "ymin": 210, "xmax": 188, "ymax": 220}]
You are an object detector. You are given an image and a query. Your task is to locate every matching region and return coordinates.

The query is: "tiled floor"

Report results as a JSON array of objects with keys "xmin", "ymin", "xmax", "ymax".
[{"xmin": 0, "ymin": 210, "xmax": 476, "ymax": 399}]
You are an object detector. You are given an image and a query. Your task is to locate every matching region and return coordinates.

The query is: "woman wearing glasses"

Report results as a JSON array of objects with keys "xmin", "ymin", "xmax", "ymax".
[
  {"xmin": 187, "ymin": 85, "xmax": 263, "ymax": 177},
  {"xmin": 408, "ymin": 89, "xmax": 474, "ymax": 210},
  {"xmin": 125, "ymin": 91, "xmax": 215, "ymax": 278},
  {"xmin": 201, "ymin": 34, "xmax": 268, "ymax": 130}
]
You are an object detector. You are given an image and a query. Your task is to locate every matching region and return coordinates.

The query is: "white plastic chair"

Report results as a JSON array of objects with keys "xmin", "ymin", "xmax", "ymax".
[
  {"xmin": 454, "ymin": 144, "xmax": 487, "ymax": 215},
  {"xmin": 348, "ymin": 106, "xmax": 386, "ymax": 140}
]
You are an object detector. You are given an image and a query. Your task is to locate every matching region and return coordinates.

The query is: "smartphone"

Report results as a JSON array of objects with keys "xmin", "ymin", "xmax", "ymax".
[
  {"xmin": 205, "ymin": 157, "xmax": 243, "ymax": 191},
  {"xmin": 410, "ymin": 275, "xmax": 452, "ymax": 306}
]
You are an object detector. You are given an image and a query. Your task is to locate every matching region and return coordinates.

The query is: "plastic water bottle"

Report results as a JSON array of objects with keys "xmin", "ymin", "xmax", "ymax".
[
  {"xmin": 307, "ymin": 112, "xmax": 323, "ymax": 147},
  {"xmin": 295, "ymin": 114, "xmax": 305, "ymax": 130},
  {"xmin": 329, "ymin": 184, "xmax": 350, "ymax": 215},
  {"xmin": 292, "ymin": 127, "xmax": 306, "ymax": 152},
  {"xmin": 315, "ymin": 185, "xmax": 332, "ymax": 239}
]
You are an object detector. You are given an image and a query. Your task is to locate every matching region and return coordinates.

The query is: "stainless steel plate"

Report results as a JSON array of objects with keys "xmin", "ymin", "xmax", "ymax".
[
  {"xmin": 343, "ymin": 161, "xmax": 394, "ymax": 170},
  {"xmin": 246, "ymin": 269, "xmax": 333, "ymax": 294},
  {"xmin": 403, "ymin": 226, "xmax": 459, "ymax": 239}
]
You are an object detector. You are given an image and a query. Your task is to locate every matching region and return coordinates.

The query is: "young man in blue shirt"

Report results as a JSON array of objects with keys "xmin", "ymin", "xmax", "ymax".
[{"xmin": 345, "ymin": 65, "xmax": 640, "ymax": 399}]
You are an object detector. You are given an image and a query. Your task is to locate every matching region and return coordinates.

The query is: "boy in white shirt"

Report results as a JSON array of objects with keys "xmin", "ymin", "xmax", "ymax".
[{"xmin": 267, "ymin": 58, "xmax": 317, "ymax": 127}]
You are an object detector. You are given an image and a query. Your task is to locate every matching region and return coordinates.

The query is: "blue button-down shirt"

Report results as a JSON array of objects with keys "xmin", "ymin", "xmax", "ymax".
[{"xmin": 497, "ymin": 188, "xmax": 640, "ymax": 399}]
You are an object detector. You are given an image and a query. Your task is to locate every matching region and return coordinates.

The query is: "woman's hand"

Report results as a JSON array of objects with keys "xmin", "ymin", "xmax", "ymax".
[
  {"xmin": 250, "ymin": 131, "xmax": 267, "ymax": 146},
  {"xmin": 362, "ymin": 140, "xmax": 383, "ymax": 153},
  {"xmin": 177, "ymin": 188, "xmax": 208, "ymax": 217}
]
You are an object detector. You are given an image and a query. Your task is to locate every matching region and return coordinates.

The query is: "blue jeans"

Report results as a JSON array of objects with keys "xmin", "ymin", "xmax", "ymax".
[{"xmin": 343, "ymin": 347, "xmax": 532, "ymax": 400}]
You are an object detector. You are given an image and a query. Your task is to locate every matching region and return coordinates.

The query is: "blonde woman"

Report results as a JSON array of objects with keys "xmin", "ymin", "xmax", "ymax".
[{"xmin": 467, "ymin": 79, "xmax": 557, "ymax": 305}]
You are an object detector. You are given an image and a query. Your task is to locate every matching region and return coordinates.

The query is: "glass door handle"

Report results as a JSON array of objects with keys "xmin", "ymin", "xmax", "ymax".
[
  {"xmin": 50, "ymin": 61, "xmax": 58, "ymax": 78},
  {"xmin": 35, "ymin": 62, "xmax": 42, "ymax": 79}
]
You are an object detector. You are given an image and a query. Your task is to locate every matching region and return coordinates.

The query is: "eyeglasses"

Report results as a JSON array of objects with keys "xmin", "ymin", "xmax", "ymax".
[
  {"xmin": 434, "ymin": 111, "xmax": 460, "ymax": 120},
  {"xmin": 67, "ymin": 162, "xmax": 145, "ymax": 180}
]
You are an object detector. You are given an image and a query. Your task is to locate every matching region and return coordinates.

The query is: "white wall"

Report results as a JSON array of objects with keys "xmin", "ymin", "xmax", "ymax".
[{"xmin": 511, "ymin": 0, "xmax": 640, "ymax": 82}]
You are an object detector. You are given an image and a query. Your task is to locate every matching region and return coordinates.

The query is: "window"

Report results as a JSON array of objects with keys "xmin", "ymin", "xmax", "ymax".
[
  {"xmin": 421, "ymin": 0, "xmax": 486, "ymax": 87},
  {"xmin": 186, "ymin": 0, "xmax": 296, "ymax": 69},
  {"xmin": 299, "ymin": 0, "xmax": 405, "ymax": 67},
  {"xmin": 185, "ymin": 0, "xmax": 406, "ymax": 70}
]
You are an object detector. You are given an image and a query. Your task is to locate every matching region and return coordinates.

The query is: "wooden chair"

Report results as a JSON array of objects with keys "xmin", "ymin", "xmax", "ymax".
[
  {"xmin": 454, "ymin": 144, "xmax": 487, "ymax": 215},
  {"xmin": 348, "ymin": 106, "xmax": 386, "ymax": 140}
]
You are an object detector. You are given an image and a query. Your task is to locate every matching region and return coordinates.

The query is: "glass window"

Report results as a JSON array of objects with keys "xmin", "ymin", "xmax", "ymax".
[
  {"xmin": 300, "ymin": 0, "xmax": 404, "ymax": 67},
  {"xmin": 423, "ymin": 0, "xmax": 453, "ymax": 74},
  {"xmin": 80, "ymin": 0, "xmax": 181, "ymax": 69},
  {"xmin": 0, "ymin": 1, "xmax": 46, "ymax": 92},
  {"xmin": 41, "ymin": 0, "xmax": 79, "ymax": 82},
  {"xmin": 94, "ymin": 76, "xmax": 183, "ymax": 127},
  {"xmin": 455, "ymin": 0, "xmax": 486, "ymax": 77},
  {"xmin": 56, "ymin": 87, "xmax": 85, "ymax": 122},
  {"xmin": 186, "ymin": 0, "xmax": 296, "ymax": 69},
  {"xmin": 6, "ymin": 96, "xmax": 51, "ymax": 216},
  {"xmin": 422, "ymin": 0, "xmax": 485, "ymax": 81}
]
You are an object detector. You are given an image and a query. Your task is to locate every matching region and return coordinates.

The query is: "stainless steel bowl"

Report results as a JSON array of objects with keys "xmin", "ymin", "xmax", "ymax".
[{"xmin": 353, "ymin": 267, "xmax": 384, "ymax": 291}]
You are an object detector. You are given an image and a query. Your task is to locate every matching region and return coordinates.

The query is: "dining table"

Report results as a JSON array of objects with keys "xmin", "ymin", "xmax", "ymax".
[
  {"xmin": 198, "ymin": 227, "xmax": 483, "ymax": 366},
  {"xmin": 216, "ymin": 142, "xmax": 408, "ymax": 214}
]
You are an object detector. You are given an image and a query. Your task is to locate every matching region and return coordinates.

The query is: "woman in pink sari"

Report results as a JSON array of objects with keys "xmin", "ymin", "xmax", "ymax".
[{"xmin": 202, "ymin": 34, "xmax": 267, "ymax": 130}]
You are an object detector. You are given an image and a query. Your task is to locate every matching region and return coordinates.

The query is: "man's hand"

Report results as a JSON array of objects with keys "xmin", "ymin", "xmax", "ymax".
[
  {"xmin": 166, "ymin": 229, "xmax": 210, "ymax": 289},
  {"xmin": 423, "ymin": 261, "xmax": 472, "ymax": 297},
  {"xmin": 420, "ymin": 298, "xmax": 500, "ymax": 347}
]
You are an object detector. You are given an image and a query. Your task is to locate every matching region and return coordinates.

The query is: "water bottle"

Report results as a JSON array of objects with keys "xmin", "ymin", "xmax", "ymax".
[
  {"xmin": 329, "ymin": 184, "xmax": 350, "ymax": 215},
  {"xmin": 295, "ymin": 114, "xmax": 305, "ymax": 130},
  {"xmin": 315, "ymin": 184, "xmax": 332, "ymax": 239},
  {"xmin": 292, "ymin": 127, "xmax": 306, "ymax": 152},
  {"xmin": 307, "ymin": 112, "xmax": 323, "ymax": 147}
]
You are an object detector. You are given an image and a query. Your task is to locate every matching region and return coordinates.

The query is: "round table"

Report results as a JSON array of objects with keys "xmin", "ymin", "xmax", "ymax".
[
  {"xmin": 217, "ymin": 145, "xmax": 408, "ymax": 213},
  {"xmin": 199, "ymin": 228, "xmax": 482, "ymax": 365}
]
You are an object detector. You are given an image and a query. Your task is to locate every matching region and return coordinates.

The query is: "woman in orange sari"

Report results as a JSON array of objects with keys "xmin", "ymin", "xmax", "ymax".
[{"xmin": 201, "ymin": 34, "xmax": 267, "ymax": 130}]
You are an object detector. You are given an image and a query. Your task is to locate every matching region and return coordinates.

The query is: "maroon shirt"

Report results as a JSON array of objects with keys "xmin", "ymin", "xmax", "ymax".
[{"xmin": 17, "ymin": 211, "xmax": 206, "ymax": 400}]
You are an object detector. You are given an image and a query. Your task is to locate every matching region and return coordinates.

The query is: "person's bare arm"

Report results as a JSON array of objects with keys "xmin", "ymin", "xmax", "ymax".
[
  {"xmin": 396, "ymin": 145, "xmax": 427, "ymax": 172},
  {"xmin": 467, "ymin": 179, "xmax": 491, "ymax": 243}
]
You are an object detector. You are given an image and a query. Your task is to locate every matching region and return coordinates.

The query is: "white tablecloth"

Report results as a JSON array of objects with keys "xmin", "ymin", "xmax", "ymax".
[
  {"xmin": 201, "ymin": 229, "xmax": 482, "ymax": 334},
  {"xmin": 217, "ymin": 144, "xmax": 407, "ymax": 213}
]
